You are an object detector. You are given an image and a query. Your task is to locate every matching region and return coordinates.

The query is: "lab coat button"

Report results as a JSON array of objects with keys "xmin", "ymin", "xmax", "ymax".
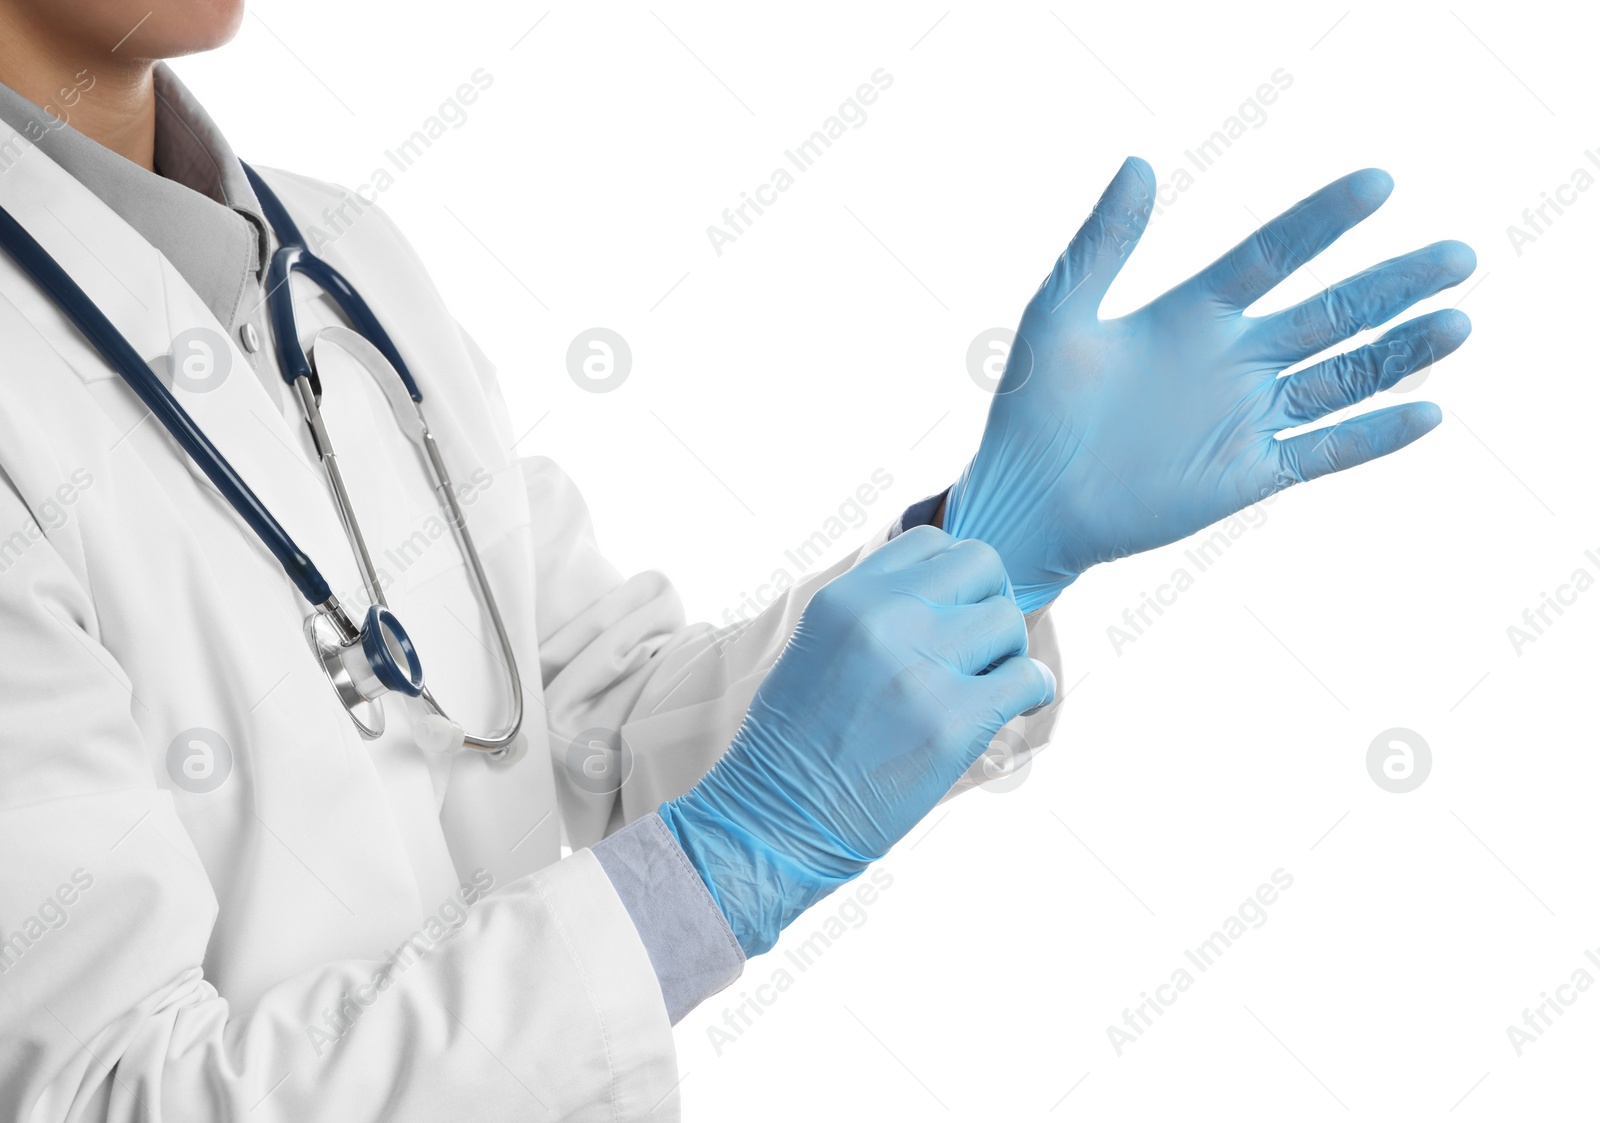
[{"xmin": 239, "ymin": 321, "xmax": 261, "ymax": 353}]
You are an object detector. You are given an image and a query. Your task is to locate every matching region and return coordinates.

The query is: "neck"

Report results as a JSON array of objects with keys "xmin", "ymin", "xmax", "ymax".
[{"xmin": 0, "ymin": 6, "xmax": 158, "ymax": 170}]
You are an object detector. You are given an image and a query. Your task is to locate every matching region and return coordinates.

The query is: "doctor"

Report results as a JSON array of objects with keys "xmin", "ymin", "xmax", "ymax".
[{"xmin": 0, "ymin": 1, "xmax": 1475, "ymax": 1120}]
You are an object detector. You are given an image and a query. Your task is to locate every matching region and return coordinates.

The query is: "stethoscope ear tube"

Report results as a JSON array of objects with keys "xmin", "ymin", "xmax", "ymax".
[
  {"xmin": 243, "ymin": 162, "xmax": 422, "ymax": 403},
  {"xmin": 306, "ymin": 328, "xmax": 525, "ymax": 754},
  {"xmin": 416, "ymin": 427, "xmax": 525, "ymax": 754},
  {"xmin": 266, "ymin": 245, "xmax": 425, "ymax": 403},
  {"xmin": 315, "ymin": 327, "xmax": 425, "ymax": 446}
]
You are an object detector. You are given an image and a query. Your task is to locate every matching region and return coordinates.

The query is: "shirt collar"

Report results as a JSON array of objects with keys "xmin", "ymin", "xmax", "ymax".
[
  {"xmin": 0, "ymin": 62, "xmax": 272, "ymax": 323},
  {"xmin": 150, "ymin": 62, "xmax": 271, "ymax": 263}
]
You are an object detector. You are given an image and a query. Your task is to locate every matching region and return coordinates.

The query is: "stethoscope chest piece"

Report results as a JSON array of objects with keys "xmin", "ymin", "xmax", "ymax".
[{"xmin": 305, "ymin": 603, "xmax": 424, "ymax": 739}]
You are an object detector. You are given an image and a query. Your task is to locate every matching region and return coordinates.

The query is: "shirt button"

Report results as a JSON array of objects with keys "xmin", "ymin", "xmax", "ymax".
[{"xmin": 239, "ymin": 322, "xmax": 261, "ymax": 353}]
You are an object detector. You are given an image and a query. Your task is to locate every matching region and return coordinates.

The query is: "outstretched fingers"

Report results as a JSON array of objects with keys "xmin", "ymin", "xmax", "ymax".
[
  {"xmin": 1247, "ymin": 240, "xmax": 1476, "ymax": 364},
  {"xmin": 1040, "ymin": 156, "xmax": 1157, "ymax": 318},
  {"xmin": 1185, "ymin": 168, "xmax": 1394, "ymax": 311},
  {"xmin": 1271, "ymin": 309, "xmax": 1471, "ymax": 426},
  {"xmin": 1272, "ymin": 401, "xmax": 1443, "ymax": 488}
]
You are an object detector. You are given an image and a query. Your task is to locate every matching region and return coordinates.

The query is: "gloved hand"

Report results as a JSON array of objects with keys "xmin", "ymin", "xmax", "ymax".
[
  {"xmin": 946, "ymin": 159, "xmax": 1476, "ymax": 612},
  {"xmin": 659, "ymin": 526, "xmax": 1055, "ymax": 956}
]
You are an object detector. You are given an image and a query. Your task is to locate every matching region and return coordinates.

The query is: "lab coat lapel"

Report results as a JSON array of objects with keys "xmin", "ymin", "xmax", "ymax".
[{"xmin": 0, "ymin": 122, "xmax": 365, "ymax": 604}]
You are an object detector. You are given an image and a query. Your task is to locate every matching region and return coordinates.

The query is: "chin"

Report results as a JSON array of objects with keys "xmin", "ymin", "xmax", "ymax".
[
  {"xmin": 139, "ymin": 0, "xmax": 247, "ymax": 57},
  {"xmin": 28, "ymin": 0, "xmax": 247, "ymax": 60}
]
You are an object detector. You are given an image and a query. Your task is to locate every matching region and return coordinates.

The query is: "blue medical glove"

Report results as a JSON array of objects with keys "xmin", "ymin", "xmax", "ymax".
[
  {"xmin": 659, "ymin": 526, "xmax": 1055, "ymax": 956},
  {"xmin": 946, "ymin": 159, "xmax": 1476, "ymax": 612}
]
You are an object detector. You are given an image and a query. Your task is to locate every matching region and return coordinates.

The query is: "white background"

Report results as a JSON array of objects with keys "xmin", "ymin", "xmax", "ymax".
[{"xmin": 181, "ymin": 1, "xmax": 1594, "ymax": 1118}]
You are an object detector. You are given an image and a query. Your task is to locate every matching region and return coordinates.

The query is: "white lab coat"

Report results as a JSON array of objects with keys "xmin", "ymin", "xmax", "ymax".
[{"xmin": 0, "ymin": 123, "xmax": 1060, "ymax": 1121}]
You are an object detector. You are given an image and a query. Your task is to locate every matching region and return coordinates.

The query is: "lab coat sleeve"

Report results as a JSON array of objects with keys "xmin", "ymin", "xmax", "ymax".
[
  {"xmin": 532, "ymin": 455, "xmax": 1063, "ymax": 844},
  {"xmin": 471, "ymin": 331, "xmax": 1065, "ymax": 847},
  {"xmin": 0, "ymin": 486, "xmax": 682, "ymax": 1122}
]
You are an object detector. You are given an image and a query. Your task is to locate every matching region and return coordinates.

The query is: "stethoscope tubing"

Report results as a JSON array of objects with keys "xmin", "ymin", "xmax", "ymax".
[
  {"xmin": 243, "ymin": 163, "xmax": 524, "ymax": 753},
  {"xmin": 0, "ymin": 200, "xmax": 336, "ymax": 608},
  {"xmin": 0, "ymin": 164, "xmax": 524, "ymax": 754}
]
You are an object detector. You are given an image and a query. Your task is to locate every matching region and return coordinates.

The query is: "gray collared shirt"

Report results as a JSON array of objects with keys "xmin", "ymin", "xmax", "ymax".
[
  {"xmin": 0, "ymin": 64, "xmax": 270, "ymax": 341},
  {"xmin": 0, "ymin": 64, "xmax": 287, "ymax": 407}
]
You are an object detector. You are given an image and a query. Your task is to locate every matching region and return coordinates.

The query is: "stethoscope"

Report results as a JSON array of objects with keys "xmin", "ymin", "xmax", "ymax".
[{"xmin": 0, "ymin": 162, "xmax": 524, "ymax": 756}]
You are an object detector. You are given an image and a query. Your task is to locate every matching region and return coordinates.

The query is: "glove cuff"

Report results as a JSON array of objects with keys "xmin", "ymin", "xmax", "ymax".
[{"xmin": 659, "ymin": 792, "xmax": 859, "ymax": 957}]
